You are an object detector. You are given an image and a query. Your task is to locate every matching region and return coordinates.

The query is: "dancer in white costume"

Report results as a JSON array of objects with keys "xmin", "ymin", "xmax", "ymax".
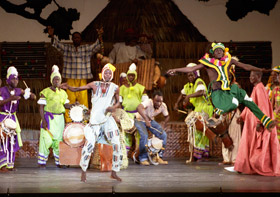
[{"xmin": 61, "ymin": 63, "xmax": 122, "ymax": 182}]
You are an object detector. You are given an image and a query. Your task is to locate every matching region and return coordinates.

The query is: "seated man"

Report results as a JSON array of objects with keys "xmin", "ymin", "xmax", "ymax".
[{"xmin": 135, "ymin": 91, "xmax": 169, "ymax": 165}]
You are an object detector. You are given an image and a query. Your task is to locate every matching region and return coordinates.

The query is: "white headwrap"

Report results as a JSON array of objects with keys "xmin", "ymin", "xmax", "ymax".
[
  {"xmin": 50, "ymin": 65, "xmax": 61, "ymax": 84},
  {"xmin": 186, "ymin": 63, "xmax": 200, "ymax": 77}
]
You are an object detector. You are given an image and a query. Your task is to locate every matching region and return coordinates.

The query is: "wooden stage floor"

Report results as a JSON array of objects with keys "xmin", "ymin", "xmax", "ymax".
[{"xmin": 0, "ymin": 158, "xmax": 280, "ymax": 197}]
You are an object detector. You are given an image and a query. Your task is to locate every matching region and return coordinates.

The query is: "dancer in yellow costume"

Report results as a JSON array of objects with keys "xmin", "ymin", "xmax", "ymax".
[{"xmin": 119, "ymin": 63, "xmax": 148, "ymax": 157}]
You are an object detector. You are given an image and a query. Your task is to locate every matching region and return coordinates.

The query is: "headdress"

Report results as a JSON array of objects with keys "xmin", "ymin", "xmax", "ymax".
[
  {"xmin": 100, "ymin": 63, "xmax": 116, "ymax": 82},
  {"xmin": 6, "ymin": 66, "xmax": 18, "ymax": 84},
  {"xmin": 127, "ymin": 63, "xmax": 137, "ymax": 83},
  {"xmin": 186, "ymin": 63, "xmax": 200, "ymax": 77},
  {"xmin": 50, "ymin": 65, "xmax": 61, "ymax": 84},
  {"xmin": 209, "ymin": 42, "xmax": 229, "ymax": 54}
]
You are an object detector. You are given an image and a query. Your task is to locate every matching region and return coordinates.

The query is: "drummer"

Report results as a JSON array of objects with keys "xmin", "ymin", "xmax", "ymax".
[
  {"xmin": 119, "ymin": 63, "xmax": 148, "ymax": 158},
  {"xmin": 60, "ymin": 63, "xmax": 122, "ymax": 182},
  {"xmin": 0, "ymin": 66, "xmax": 36, "ymax": 172},
  {"xmin": 37, "ymin": 65, "xmax": 72, "ymax": 168},
  {"xmin": 174, "ymin": 63, "xmax": 213, "ymax": 163},
  {"xmin": 135, "ymin": 90, "xmax": 169, "ymax": 166}
]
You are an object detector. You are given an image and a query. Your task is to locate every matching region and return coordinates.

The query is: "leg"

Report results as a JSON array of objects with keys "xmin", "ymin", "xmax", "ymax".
[
  {"xmin": 49, "ymin": 114, "xmax": 65, "ymax": 167},
  {"xmin": 0, "ymin": 146, "xmax": 8, "ymax": 172},
  {"xmin": 233, "ymin": 84, "xmax": 275, "ymax": 130},
  {"xmin": 80, "ymin": 124, "xmax": 99, "ymax": 182},
  {"xmin": 104, "ymin": 118, "xmax": 122, "ymax": 181},
  {"xmin": 38, "ymin": 128, "xmax": 53, "ymax": 167},
  {"xmin": 134, "ymin": 120, "xmax": 149, "ymax": 164}
]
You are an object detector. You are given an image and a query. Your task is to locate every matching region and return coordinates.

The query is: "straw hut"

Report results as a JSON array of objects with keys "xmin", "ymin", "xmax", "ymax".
[{"xmin": 82, "ymin": 0, "xmax": 207, "ymax": 42}]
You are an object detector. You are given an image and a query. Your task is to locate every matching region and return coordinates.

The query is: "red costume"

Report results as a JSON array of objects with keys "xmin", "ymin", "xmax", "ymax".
[{"xmin": 234, "ymin": 82, "xmax": 280, "ymax": 176}]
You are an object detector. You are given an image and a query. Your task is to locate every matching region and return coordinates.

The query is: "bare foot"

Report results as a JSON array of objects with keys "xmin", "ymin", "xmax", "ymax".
[
  {"xmin": 0, "ymin": 167, "xmax": 9, "ymax": 173},
  {"xmin": 268, "ymin": 120, "xmax": 277, "ymax": 131},
  {"xmin": 81, "ymin": 171, "xmax": 87, "ymax": 182},
  {"xmin": 111, "ymin": 171, "xmax": 122, "ymax": 182}
]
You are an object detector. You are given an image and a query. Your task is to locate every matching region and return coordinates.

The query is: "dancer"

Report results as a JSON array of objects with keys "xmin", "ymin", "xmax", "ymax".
[
  {"xmin": 167, "ymin": 42, "xmax": 276, "ymax": 130},
  {"xmin": 61, "ymin": 63, "xmax": 122, "ymax": 182}
]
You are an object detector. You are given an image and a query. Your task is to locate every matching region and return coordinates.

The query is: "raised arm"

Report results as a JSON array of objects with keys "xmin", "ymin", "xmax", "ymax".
[
  {"xmin": 167, "ymin": 64, "xmax": 204, "ymax": 75},
  {"xmin": 232, "ymin": 58, "xmax": 269, "ymax": 72}
]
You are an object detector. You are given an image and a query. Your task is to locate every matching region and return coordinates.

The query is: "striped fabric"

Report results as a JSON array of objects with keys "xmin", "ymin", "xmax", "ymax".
[{"xmin": 52, "ymin": 37, "xmax": 100, "ymax": 79}]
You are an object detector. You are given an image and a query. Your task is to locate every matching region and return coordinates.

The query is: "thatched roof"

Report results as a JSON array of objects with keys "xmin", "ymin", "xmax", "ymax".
[{"xmin": 82, "ymin": 0, "xmax": 207, "ymax": 42}]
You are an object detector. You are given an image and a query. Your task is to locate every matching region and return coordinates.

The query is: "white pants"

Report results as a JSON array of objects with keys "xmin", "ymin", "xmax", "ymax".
[{"xmin": 80, "ymin": 116, "xmax": 122, "ymax": 172}]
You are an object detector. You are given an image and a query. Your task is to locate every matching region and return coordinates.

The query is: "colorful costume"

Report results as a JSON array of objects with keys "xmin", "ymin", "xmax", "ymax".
[
  {"xmin": 270, "ymin": 65, "xmax": 280, "ymax": 143},
  {"xmin": 37, "ymin": 87, "xmax": 68, "ymax": 165},
  {"xmin": 182, "ymin": 77, "xmax": 213, "ymax": 160},
  {"xmin": 272, "ymin": 86, "xmax": 280, "ymax": 143},
  {"xmin": 234, "ymin": 82, "xmax": 280, "ymax": 176},
  {"xmin": 80, "ymin": 64, "xmax": 122, "ymax": 172},
  {"xmin": 119, "ymin": 63, "xmax": 147, "ymax": 154},
  {"xmin": 199, "ymin": 43, "xmax": 273, "ymax": 129},
  {"xmin": 0, "ymin": 66, "xmax": 24, "ymax": 169},
  {"xmin": 52, "ymin": 37, "xmax": 100, "ymax": 123},
  {"xmin": 0, "ymin": 87, "xmax": 22, "ymax": 169},
  {"xmin": 37, "ymin": 66, "xmax": 69, "ymax": 166}
]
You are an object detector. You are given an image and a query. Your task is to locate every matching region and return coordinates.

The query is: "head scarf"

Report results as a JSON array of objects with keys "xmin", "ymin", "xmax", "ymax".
[
  {"xmin": 186, "ymin": 63, "xmax": 200, "ymax": 78},
  {"xmin": 6, "ymin": 66, "xmax": 18, "ymax": 85},
  {"xmin": 99, "ymin": 63, "xmax": 116, "ymax": 82},
  {"xmin": 126, "ymin": 63, "xmax": 137, "ymax": 85},
  {"xmin": 50, "ymin": 65, "xmax": 61, "ymax": 84}
]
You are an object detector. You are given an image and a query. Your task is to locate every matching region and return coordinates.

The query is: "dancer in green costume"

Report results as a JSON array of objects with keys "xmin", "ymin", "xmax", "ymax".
[
  {"xmin": 119, "ymin": 63, "xmax": 148, "ymax": 157},
  {"xmin": 37, "ymin": 65, "xmax": 72, "ymax": 168},
  {"xmin": 174, "ymin": 63, "xmax": 213, "ymax": 162},
  {"xmin": 168, "ymin": 42, "xmax": 276, "ymax": 130}
]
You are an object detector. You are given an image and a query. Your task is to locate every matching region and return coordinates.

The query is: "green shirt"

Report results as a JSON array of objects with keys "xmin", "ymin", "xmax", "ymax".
[{"xmin": 40, "ymin": 87, "xmax": 68, "ymax": 114}]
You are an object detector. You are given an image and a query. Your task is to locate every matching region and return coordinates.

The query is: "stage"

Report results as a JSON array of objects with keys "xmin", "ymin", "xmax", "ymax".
[{"xmin": 0, "ymin": 158, "xmax": 280, "ymax": 197}]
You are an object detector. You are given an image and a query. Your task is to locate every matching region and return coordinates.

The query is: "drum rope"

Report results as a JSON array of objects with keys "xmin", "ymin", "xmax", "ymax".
[{"xmin": 1, "ymin": 99, "xmax": 17, "ymax": 166}]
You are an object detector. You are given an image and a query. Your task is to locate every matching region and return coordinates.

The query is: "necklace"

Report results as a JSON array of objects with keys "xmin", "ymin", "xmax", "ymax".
[{"xmin": 101, "ymin": 82, "xmax": 109, "ymax": 93}]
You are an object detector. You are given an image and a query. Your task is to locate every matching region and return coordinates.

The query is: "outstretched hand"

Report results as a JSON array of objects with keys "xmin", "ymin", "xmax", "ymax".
[
  {"xmin": 166, "ymin": 69, "xmax": 176, "ymax": 76},
  {"xmin": 59, "ymin": 83, "xmax": 68, "ymax": 90}
]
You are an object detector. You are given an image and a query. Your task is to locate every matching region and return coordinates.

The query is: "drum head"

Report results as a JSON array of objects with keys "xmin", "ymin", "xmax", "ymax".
[
  {"xmin": 4, "ymin": 118, "xmax": 17, "ymax": 130},
  {"xmin": 63, "ymin": 123, "xmax": 85, "ymax": 148},
  {"xmin": 150, "ymin": 137, "xmax": 163, "ymax": 150},
  {"xmin": 69, "ymin": 105, "xmax": 87, "ymax": 122}
]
